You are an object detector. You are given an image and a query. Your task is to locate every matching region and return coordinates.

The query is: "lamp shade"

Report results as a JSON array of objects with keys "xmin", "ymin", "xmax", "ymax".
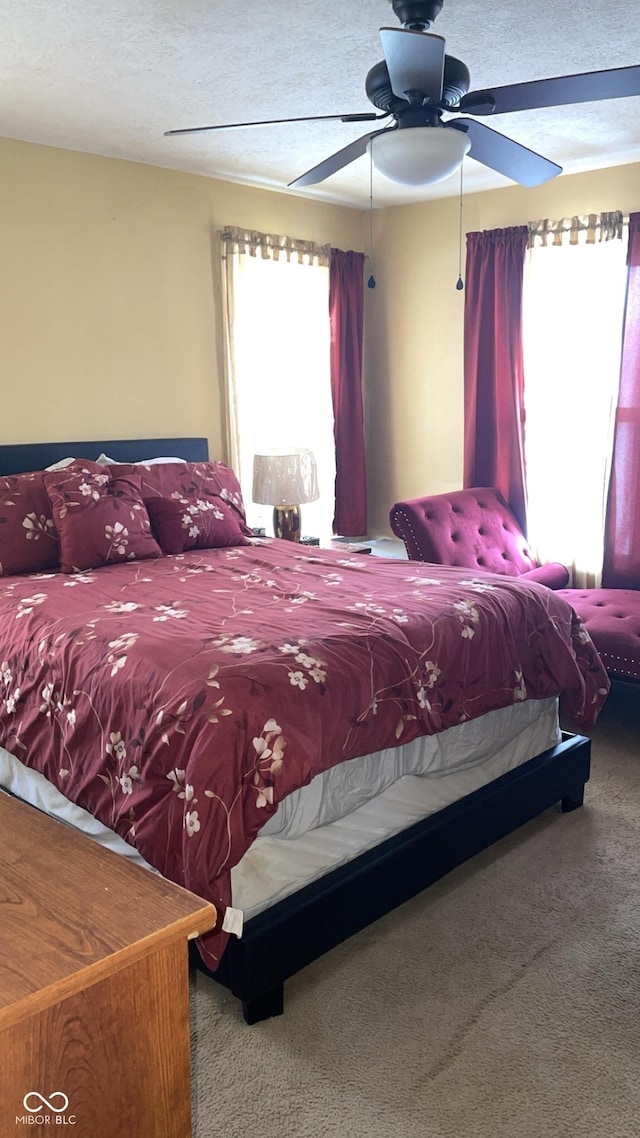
[
  {"xmin": 252, "ymin": 448, "xmax": 319, "ymax": 507},
  {"xmin": 367, "ymin": 126, "xmax": 471, "ymax": 186}
]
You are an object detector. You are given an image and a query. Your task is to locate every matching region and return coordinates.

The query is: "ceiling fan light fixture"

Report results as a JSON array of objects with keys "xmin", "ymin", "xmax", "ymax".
[{"xmin": 367, "ymin": 126, "xmax": 471, "ymax": 185}]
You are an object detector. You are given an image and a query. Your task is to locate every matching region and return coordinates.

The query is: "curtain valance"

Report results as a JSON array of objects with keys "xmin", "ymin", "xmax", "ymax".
[
  {"xmin": 220, "ymin": 226, "xmax": 330, "ymax": 266},
  {"xmin": 528, "ymin": 211, "xmax": 624, "ymax": 247}
]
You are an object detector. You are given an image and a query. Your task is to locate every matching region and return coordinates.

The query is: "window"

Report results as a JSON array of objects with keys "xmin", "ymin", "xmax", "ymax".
[
  {"xmin": 522, "ymin": 215, "xmax": 628, "ymax": 586},
  {"xmin": 221, "ymin": 230, "xmax": 335, "ymax": 537}
]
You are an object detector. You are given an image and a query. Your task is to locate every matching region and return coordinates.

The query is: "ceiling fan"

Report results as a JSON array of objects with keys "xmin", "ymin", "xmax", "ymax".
[{"xmin": 165, "ymin": 0, "xmax": 640, "ymax": 190}]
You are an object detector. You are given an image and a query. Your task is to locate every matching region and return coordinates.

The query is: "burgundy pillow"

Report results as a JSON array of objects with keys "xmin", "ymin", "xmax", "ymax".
[
  {"xmin": 0, "ymin": 471, "xmax": 59, "ymax": 576},
  {"xmin": 0, "ymin": 460, "xmax": 102, "ymax": 577},
  {"xmin": 44, "ymin": 469, "xmax": 162, "ymax": 573},
  {"xmin": 108, "ymin": 460, "xmax": 250, "ymax": 531},
  {"xmin": 146, "ymin": 494, "xmax": 251, "ymax": 555}
]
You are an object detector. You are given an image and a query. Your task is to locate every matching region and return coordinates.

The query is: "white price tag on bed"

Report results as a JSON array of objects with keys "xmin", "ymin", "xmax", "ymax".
[{"xmin": 222, "ymin": 906, "xmax": 244, "ymax": 939}]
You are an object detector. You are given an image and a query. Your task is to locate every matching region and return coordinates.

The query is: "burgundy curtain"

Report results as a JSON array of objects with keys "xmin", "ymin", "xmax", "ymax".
[
  {"xmin": 329, "ymin": 248, "xmax": 367, "ymax": 536},
  {"xmin": 463, "ymin": 226, "xmax": 529, "ymax": 531},
  {"xmin": 603, "ymin": 212, "xmax": 640, "ymax": 588}
]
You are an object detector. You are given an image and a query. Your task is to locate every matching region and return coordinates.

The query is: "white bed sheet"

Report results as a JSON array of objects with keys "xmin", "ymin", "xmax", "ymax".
[
  {"xmin": 233, "ymin": 697, "xmax": 559, "ymax": 918},
  {"xmin": 260, "ymin": 695, "xmax": 559, "ymax": 840},
  {"xmin": 0, "ymin": 696, "xmax": 560, "ymax": 922}
]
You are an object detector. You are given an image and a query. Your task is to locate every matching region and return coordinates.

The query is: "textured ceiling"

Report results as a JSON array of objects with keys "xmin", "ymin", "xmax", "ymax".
[{"xmin": 1, "ymin": 0, "xmax": 639, "ymax": 209}]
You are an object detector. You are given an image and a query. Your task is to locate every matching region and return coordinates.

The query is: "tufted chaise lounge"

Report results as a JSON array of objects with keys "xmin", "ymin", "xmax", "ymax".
[
  {"xmin": 557, "ymin": 589, "xmax": 640, "ymax": 683},
  {"xmin": 389, "ymin": 487, "xmax": 570, "ymax": 589},
  {"xmin": 389, "ymin": 487, "xmax": 640, "ymax": 685}
]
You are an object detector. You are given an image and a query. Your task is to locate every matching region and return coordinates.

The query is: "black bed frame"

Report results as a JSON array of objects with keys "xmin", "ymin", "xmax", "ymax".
[
  {"xmin": 208, "ymin": 731, "xmax": 590, "ymax": 1023},
  {"xmin": 1, "ymin": 438, "xmax": 592, "ymax": 1024}
]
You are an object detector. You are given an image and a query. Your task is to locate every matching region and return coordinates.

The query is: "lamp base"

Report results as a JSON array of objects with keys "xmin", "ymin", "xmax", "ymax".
[{"xmin": 273, "ymin": 506, "xmax": 301, "ymax": 541}]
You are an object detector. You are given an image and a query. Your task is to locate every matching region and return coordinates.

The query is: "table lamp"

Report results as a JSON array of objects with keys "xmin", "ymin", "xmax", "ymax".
[{"xmin": 252, "ymin": 448, "xmax": 319, "ymax": 541}]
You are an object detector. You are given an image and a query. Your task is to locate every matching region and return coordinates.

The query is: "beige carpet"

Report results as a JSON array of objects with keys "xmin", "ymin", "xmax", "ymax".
[{"xmin": 190, "ymin": 686, "xmax": 640, "ymax": 1138}]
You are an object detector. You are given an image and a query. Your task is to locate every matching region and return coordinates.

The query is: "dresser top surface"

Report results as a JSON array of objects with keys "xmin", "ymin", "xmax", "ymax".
[{"xmin": 0, "ymin": 791, "xmax": 216, "ymax": 1021}]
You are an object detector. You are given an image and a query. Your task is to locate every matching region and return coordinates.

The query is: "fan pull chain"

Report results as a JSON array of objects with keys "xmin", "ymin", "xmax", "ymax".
[
  {"xmin": 368, "ymin": 147, "xmax": 376, "ymax": 289},
  {"xmin": 456, "ymin": 163, "xmax": 464, "ymax": 291}
]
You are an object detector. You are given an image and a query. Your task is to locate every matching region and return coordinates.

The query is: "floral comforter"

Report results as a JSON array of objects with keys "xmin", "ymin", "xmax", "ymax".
[{"xmin": 0, "ymin": 540, "xmax": 609, "ymax": 966}]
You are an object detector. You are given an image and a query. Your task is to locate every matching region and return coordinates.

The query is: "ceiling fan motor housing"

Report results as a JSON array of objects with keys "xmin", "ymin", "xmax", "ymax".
[
  {"xmin": 366, "ymin": 60, "xmax": 412, "ymax": 113},
  {"xmin": 441, "ymin": 56, "xmax": 471, "ymax": 106},
  {"xmin": 390, "ymin": 0, "xmax": 444, "ymax": 30},
  {"xmin": 366, "ymin": 54, "xmax": 470, "ymax": 112}
]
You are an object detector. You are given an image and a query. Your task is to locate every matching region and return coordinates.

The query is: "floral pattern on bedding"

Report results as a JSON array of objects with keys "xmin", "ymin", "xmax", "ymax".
[
  {"xmin": 0, "ymin": 540, "xmax": 609, "ymax": 966},
  {"xmin": 44, "ymin": 468, "xmax": 162, "ymax": 572},
  {"xmin": 0, "ymin": 462, "xmax": 99, "ymax": 576},
  {"xmin": 108, "ymin": 460, "xmax": 251, "ymax": 530},
  {"xmin": 145, "ymin": 493, "xmax": 250, "ymax": 554}
]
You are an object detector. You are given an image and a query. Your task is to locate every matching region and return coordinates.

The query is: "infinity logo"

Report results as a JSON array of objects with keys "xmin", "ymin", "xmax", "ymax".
[{"xmin": 22, "ymin": 1092, "xmax": 69, "ymax": 1113}]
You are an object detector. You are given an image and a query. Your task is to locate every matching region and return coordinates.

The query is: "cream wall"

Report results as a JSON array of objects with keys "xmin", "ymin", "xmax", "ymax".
[
  {"xmin": 1, "ymin": 137, "xmax": 363, "ymax": 461},
  {"xmin": 365, "ymin": 160, "xmax": 640, "ymax": 534}
]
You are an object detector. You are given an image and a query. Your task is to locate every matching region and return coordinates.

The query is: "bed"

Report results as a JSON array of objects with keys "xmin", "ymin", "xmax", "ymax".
[{"xmin": 0, "ymin": 437, "xmax": 609, "ymax": 1022}]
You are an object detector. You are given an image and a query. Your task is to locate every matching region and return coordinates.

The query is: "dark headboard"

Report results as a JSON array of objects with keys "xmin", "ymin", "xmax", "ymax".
[{"xmin": 0, "ymin": 438, "xmax": 210, "ymax": 476}]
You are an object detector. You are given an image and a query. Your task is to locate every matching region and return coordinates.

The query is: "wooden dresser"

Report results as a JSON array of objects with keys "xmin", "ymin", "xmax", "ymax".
[{"xmin": 0, "ymin": 791, "xmax": 216, "ymax": 1137}]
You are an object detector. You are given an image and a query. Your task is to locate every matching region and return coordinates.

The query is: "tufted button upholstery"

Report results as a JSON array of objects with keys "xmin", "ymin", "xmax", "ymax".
[
  {"xmin": 389, "ymin": 487, "xmax": 570, "ymax": 590},
  {"xmin": 559, "ymin": 588, "xmax": 640, "ymax": 682}
]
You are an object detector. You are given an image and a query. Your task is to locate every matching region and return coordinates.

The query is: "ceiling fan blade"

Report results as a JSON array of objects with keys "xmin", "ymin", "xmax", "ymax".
[
  {"xmin": 459, "ymin": 63, "xmax": 640, "ymax": 117},
  {"xmin": 379, "ymin": 26, "xmax": 445, "ymax": 102},
  {"xmin": 288, "ymin": 129, "xmax": 389, "ymax": 188},
  {"xmin": 448, "ymin": 119, "xmax": 562, "ymax": 187},
  {"xmin": 164, "ymin": 112, "xmax": 381, "ymax": 137}
]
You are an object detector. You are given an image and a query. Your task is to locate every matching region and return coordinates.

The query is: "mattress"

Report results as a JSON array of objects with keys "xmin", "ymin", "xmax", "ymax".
[
  {"xmin": 233, "ymin": 696, "xmax": 559, "ymax": 918},
  {"xmin": 0, "ymin": 695, "xmax": 559, "ymax": 922}
]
